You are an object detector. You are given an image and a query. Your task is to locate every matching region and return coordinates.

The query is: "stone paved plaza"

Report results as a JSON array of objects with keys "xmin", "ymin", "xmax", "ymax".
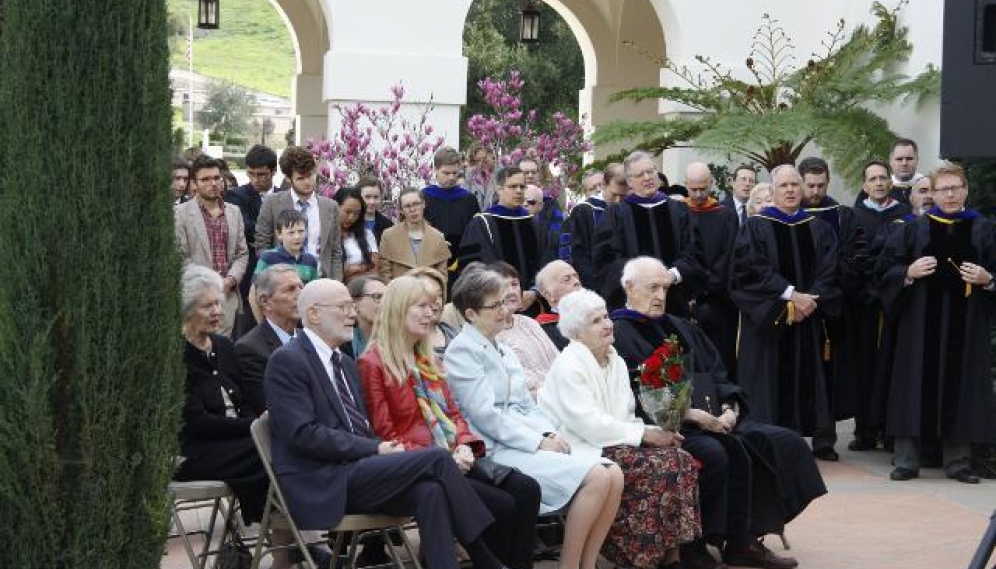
[{"xmin": 162, "ymin": 420, "xmax": 994, "ymax": 569}]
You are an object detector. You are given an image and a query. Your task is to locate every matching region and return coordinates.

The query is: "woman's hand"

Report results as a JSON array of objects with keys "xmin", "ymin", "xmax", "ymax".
[
  {"xmin": 452, "ymin": 444, "xmax": 475, "ymax": 474},
  {"xmin": 538, "ymin": 433, "xmax": 571, "ymax": 454},
  {"xmin": 642, "ymin": 426, "xmax": 683, "ymax": 448}
]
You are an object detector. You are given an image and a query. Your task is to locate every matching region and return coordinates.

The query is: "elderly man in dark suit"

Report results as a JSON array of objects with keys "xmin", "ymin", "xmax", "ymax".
[
  {"xmin": 234, "ymin": 264, "xmax": 302, "ymax": 416},
  {"xmin": 264, "ymin": 279, "xmax": 511, "ymax": 569},
  {"xmin": 256, "ymin": 146, "xmax": 343, "ymax": 282}
]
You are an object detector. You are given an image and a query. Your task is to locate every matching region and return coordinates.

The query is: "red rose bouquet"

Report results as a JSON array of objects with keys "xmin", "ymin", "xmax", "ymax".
[{"xmin": 637, "ymin": 334, "xmax": 693, "ymax": 431}]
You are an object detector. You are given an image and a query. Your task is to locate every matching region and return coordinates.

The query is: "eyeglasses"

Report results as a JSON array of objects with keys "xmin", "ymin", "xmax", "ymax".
[
  {"xmin": 358, "ymin": 293, "xmax": 384, "ymax": 302},
  {"xmin": 478, "ymin": 298, "xmax": 514, "ymax": 312},
  {"xmin": 932, "ymin": 184, "xmax": 965, "ymax": 195},
  {"xmin": 313, "ymin": 301, "xmax": 357, "ymax": 314},
  {"xmin": 525, "ymin": 199, "xmax": 538, "ymax": 206}
]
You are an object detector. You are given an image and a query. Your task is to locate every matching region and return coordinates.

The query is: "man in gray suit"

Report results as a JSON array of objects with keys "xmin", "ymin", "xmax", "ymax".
[
  {"xmin": 255, "ymin": 146, "xmax": 343, "ymax": 282},
  {"xmin": 175, "ymin": 155, "xmax": 249, "ymax": 337}
]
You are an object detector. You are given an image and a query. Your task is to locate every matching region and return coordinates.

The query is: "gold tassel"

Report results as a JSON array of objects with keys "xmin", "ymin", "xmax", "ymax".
[
  {"xmin": 786, "ymin": 301, "xmax": 795, "ymax": 325},
  {"xmin": 822, "ymin": 322, "xmax": 831, "ymax": 362}
]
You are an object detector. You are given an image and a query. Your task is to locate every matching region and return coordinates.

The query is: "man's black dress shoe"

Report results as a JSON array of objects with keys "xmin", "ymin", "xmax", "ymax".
[
  {"xmin": 723, "ymin": 539, "xmax": 798, "ymax": 569},
  {"xmin": 812, "ymin": 447, "xmax": 839, "ymax": 461},
  {"xmin": 889, "ymin": 467, "xmax": 919, "ymax": 481},
  {"xmin": 947, "ymin": 466, "xmax": 981, "ymax": 484},
  {"xmin": 289, "ymin": 545, "xmax": 335, "ymax": 568}
]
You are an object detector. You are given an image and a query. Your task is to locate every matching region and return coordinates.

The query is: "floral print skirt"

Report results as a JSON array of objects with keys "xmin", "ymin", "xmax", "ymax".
[{"xmin": 601, "ymin": 444, "xmax": 701, "ymax": 569}]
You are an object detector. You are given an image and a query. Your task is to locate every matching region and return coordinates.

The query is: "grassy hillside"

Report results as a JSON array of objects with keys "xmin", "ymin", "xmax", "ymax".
[{"xmin": 168, "ymin": 0, "xmax": 295, "ymax": 98}]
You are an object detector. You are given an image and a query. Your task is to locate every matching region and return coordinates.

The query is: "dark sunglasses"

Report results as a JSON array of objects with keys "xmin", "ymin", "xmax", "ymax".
[{"xmin": 525, "ymin": 199, "xmax": 538, "ymax": 205}]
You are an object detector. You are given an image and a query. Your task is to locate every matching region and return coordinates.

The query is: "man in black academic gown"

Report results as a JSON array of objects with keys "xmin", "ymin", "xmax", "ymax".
[
  {"xmin": 844, "ymin": 160, "xmax": 913, "ymax": 452},
  {"xmin": 730, "ymin": 165, "xmax": 842, "ymax": 458},
  {"xmin": 533, "ymin": 259, "xmax": 582, "ymax": 350},
  {"xmin": 877, "ymin": 163, "xmax": 996, "ymax": 483},
  {"xmin": 798, "ymin": 157, "xmax": 868, "ymax": 459},
  {"xmin": 594, "ymin": 150, "xmax": 705, "ymax": 314},
  {"xmin": 422, "ymin": 147, "xmax": 482, "ymax": 286},
  {"xmin": 613, "ymin": 257, "xmax": 821, "ymax": 569},
  {"xmin": 458, "ymin": 166, "xmax": 543, "ymax": 311},
  {"xmin": 562, "ymin": 162, "xmax": 627, "ymax": 289},
  {"xmin": 685, "ymin": 162, "xmax": 740, "ymax": 378}
]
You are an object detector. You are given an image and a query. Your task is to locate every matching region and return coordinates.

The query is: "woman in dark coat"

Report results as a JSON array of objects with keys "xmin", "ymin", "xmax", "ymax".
[{"xmin": 173, "ymin": 265, "xmax": 268, "ymax": 525}]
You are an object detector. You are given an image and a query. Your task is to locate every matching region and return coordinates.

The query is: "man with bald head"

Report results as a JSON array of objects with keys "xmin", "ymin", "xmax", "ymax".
[
  {"xmin": 594, "ymin": 151, "xmax": 705, "ymax": 315},
  {"xmin": 730, "ymin": 165, "xmax": 842, "ymax": 460},
  {"xmin": 534, "ymin": 259, "xmax": 582, "ymax": 350},
  {"xmin": 264, "ymin": 279, "xmax": 510, "ymax": 569},
  {"xmin": 684, "ymin": 162, "xmax": 740, "ymax": 376}
]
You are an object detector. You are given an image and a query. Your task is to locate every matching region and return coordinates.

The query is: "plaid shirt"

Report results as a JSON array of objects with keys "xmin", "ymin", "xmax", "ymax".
[{"xmin": 198, "ymin": 201, "xmax": 229, "ymax": 276}]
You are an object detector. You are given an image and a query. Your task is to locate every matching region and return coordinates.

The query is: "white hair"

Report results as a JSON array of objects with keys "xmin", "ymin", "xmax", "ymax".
[
  {"xmin": 770, "ymin": 164, "xmax": 800, "ymax": 184},
  {"xmin": 181, "ymin": 265, "xmax": 224, "ymax": 318},
  {"xmin": 623, "ymin": 150, "xmax": 656, "ymax": 177},
  {"xmin": 620, "ymin": 256, "xmax": 667, "ymax": 289},
  {"xmin": 535, "ymin": 259, "xmax": 570, "ymax": 297},
  {"xmin": 557, "ymin": 289, "xmax": 606, "ymax": 339}
]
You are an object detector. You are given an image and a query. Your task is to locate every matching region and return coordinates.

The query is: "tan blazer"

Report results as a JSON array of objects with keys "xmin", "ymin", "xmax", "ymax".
[
  {"xmin": 174, "ymin": 199, "xmax": 248, "ymax": 335},
  {"xmin": 174, "ymin": 199, "xmax": 249, "ymax": 281},
  {"xmin": 378, "ymin": 222, "xmax": 450, "ymax": 282}
]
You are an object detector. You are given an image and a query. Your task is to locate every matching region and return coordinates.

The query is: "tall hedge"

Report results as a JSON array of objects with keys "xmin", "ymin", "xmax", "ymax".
[{"xmin": 0, "ymin": 1, "xmax": 184, "ymax": 567}]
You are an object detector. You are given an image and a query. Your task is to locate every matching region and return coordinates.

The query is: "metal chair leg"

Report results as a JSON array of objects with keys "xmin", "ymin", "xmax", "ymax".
[{"xmin": 778, "ymin": 531, "xmax": 791, "ymax": 550}]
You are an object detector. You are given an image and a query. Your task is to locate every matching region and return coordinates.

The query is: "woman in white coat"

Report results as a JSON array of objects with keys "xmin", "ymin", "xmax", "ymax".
[
  {"xmin": 445, "ymin": 264, "xmax": 623, "ymax": 569},
  {"xmin": 540, "ymin": 289, "xmax": 700, "ymax": 569}
]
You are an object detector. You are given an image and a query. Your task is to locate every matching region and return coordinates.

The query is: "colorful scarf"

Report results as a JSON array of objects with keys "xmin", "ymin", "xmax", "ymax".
[{"xmin": 411, "ymin": 353, "xmax": 458, "ymax": 450}]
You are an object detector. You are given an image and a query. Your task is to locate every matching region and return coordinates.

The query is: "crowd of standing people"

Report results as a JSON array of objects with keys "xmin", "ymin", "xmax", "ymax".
[{"xmin": 171, "ymin": 136, "xmax": 993, "ymax": 569}]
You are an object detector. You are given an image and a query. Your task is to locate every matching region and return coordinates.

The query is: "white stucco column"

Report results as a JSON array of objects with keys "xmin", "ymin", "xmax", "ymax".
[
  {"xmin": 321, "ymin": 0, "xmax": 472, "ymax": 148},
  {"xmin": 295, "ymin": 73, "xmax": 327, "ymax": 144}
]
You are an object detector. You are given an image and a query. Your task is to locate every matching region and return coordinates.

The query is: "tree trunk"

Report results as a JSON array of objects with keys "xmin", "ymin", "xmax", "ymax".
[{"xmin": 0, "ymin": 1, "xmax": 183, "ymax": 568}]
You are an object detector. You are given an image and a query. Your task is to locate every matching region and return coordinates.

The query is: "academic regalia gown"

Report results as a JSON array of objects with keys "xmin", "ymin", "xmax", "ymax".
[
  {"xmin": 877, "ymin": 210, "xmax": 996, "ymax": 442},
  {"xmin": 458, "ymin": 205, "xmax": 543, "ymax": 287},
  {"xmin": 594, "ymin": 193, "xmax": 706, "ymax": 315},
  {"xmin": 422, "ymin": 184, "xmax": 481, "ymax": 283},
  {"xmin": 562, "ymin": 196, "xmax": 608, "ymax": 289},
  {"xmin": 611, "ymin": 312, "xmax": 827, "ymax": 538},
  {"xmin": 804, "ymin": 198, "xmax": 868, "ymax": 419},
  {"xmin": 688, "ymin": 198, "xmax": 740, "ymax": 379},
  {"xmin": 729, "ymin": 208, "xmax": 841, "ymax": 436},
  {"xmin": 535, "ymin": 195, "xmax": 566, "ymax": 269},
  {"xmin": 842, "ymin": 200, "xmax": 912, "ymax": 433}
]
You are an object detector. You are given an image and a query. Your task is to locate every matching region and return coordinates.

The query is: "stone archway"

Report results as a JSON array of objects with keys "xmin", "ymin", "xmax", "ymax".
[
  {"xmin": 542, "ymin": 0, "xmax": 668, "ymax": 159},
  {"xmin": 268, "ymin": 0, "xmax": 330, "ymax": 143}
]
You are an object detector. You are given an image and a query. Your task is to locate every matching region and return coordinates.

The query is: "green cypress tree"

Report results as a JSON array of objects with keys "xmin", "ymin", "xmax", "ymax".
[{"xmin": 0, "ymin": 0, "xmax": 183, "ymax": 567}]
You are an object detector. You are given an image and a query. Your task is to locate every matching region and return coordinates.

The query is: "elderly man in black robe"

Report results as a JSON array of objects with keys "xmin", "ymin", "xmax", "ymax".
[
  {"xmin": 594, "ymin": 151, "xmax": 705, "ymax": 314},
  {"xmin": 613, "ymin": 256, "xmax": 824, "ymax": 569},
  {"xmin": 730, "ymin": 165, "xmax": 842, "ymax": 460},
  {"xmin": 533, "ymin": 259, "xmax": 581, "ymax": 351},
  {"xmin": 877, "ymin": 162, "xmax": 996, "ymax": 483}
]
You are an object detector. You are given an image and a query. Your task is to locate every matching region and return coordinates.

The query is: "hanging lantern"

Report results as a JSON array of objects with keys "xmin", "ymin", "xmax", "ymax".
[
  {"xmin": 519, "ymin": 0, "xmax": 541, "ymax": 44},
  {"xmin": 197, "ymin": 0, "xmax": 219, "ymax": 30}
]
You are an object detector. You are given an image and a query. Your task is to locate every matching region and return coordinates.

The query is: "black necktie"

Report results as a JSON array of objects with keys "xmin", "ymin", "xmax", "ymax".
[
  {"xmin": 738, "ymin": 202, "xmax": 747, "ymax": 226},
  {"xmin": 330, "ymin": 352, "xmax": 373, "ymax": 437}
]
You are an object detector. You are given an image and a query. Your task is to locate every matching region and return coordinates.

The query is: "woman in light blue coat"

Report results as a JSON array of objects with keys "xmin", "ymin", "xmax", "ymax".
[{"xmin": 445, "ymin": 264, "xmax": 623, "ymax": 569}]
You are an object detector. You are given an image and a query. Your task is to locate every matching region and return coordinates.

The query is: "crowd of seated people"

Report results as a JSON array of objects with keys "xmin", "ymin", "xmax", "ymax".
[{"xmin": 179, "ymin": 142, "xmax": 990, "ymax": 569}]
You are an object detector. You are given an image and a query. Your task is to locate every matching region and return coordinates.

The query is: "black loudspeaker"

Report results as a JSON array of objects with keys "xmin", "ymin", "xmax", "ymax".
[{"xmin": 940, "ymin": 0, "xmax": 996, "ymax": 159}]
